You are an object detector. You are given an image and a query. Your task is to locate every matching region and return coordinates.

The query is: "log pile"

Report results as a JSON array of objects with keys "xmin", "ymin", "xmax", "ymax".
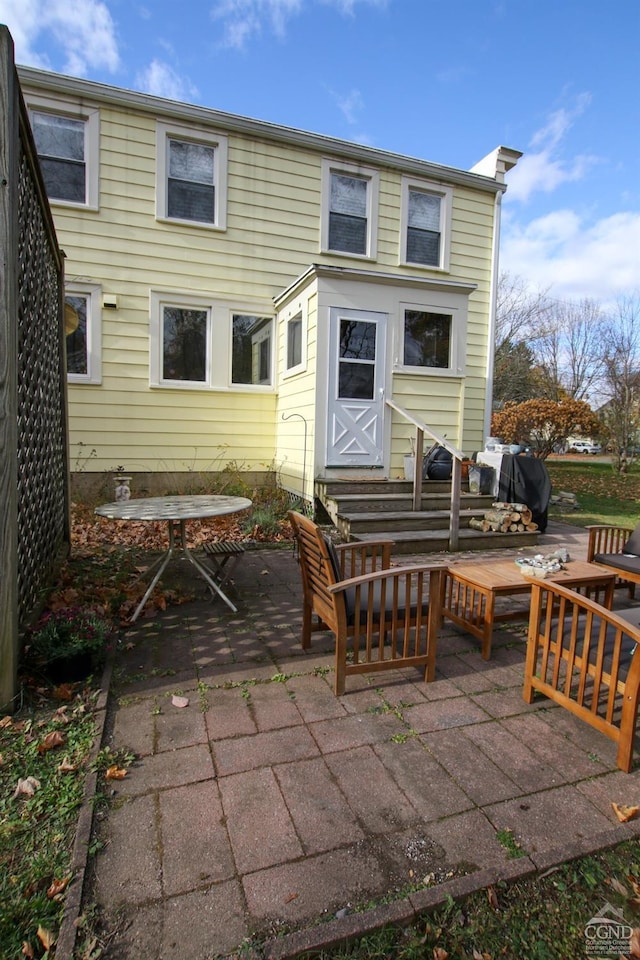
[{"xmin": 469, "ymin": 501, "xmax": 539, "ymax": 534}]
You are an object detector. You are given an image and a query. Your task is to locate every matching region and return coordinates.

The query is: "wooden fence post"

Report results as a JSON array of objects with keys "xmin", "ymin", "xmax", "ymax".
[{"xmin": 0, "ymin": 26, "xmax": 20, "ymax": 711}]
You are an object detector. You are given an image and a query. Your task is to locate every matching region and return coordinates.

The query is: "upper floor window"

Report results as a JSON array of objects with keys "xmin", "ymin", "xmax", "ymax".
[
  {"xmin": 156, "ymin": 121, "xmax": 228, "ymax": 229},
  {"xmin": 29, "ymin": 99, "xmax": 99, "ymax": 209},
  {"xmin": 150, "ymin": 292, "xmax": 273, "ymax": 390},
  {"xmin": 321, "ymin": 159, "xmax": 378, "ymax": 259},
  {"xmin": 400, "ymin": 178, "xmax": 453, "ymax": 271},
  {"xmin": 65, "ymin": 284, "xmax": 102, "ymax": 383}
]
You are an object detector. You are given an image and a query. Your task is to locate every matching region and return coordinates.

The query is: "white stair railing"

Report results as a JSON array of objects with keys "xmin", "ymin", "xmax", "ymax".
[{"xmin": 385, "ymin": 399, "xmax": 464, "ymax": 550}]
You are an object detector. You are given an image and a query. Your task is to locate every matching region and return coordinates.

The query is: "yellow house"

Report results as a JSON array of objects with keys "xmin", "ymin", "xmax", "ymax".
[{"xmin": 19, "ymin": 65, "xmax": 520, "ymax": 507}]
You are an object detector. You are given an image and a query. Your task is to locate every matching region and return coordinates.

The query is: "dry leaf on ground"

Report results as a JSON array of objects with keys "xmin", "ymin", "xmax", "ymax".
[
  {"xmin": 105, "ymin": 765, "xmax": 127, "ymax": 780},
  {"xmin": 14, "ymin": 776, "xmax": 41, "ymax": 798},
  {"xmin": 171, "ymin": 695, "xmax": 189, "ymax": 708},
  {"xmin": 612, "ymin": 802, "xmax": 640, "ymax": 822},
  {"xmin": 47, "ymin": 877, "xmax": 70, "ymax": 899},
  {"xmin": 37, "ymin": 730, "xmax": 65, "ymax": 753}
]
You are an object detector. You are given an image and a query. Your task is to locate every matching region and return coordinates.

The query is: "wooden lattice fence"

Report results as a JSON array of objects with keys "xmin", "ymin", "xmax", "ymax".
[{"xmin": 0, "ymin": 28, "xmax": 69, "ymax": 711}]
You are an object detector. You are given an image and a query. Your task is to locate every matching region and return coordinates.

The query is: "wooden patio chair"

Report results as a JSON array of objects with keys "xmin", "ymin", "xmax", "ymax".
[
  {"xmin": 587, "ymin": 523, "xmax": 640, "ymax": 594},
  {"xmin": 523, "ymin": 577, "xmax": 640, "ymax": 772},
  {"xmin": 288, "ymin": 511, "xmax": 444, "ymax": 695}
]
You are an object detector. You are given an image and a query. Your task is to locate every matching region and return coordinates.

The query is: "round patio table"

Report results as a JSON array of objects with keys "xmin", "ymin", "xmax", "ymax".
[{"xmin": 95, "ymin": 494, "xmax": 252, "ymax": 621}]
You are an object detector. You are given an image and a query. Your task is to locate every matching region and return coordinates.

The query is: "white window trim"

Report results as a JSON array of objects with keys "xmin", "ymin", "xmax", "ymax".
[
  {"xmin": 399, "ymin": 177, "xmax": 453, "ymax": 272},
  {"xmin": 156, "ymin": 120, "xmax": 228, "ymax": 230},
  {"xmin": 320, "ymin": 157, "xmax": 379, "ymax": 260},
  {"xmin": 65, "ymin": 282, "xmax": 102, "ymax": 384},
  {"xmin": 281, "ymin": 298, "xmax": 308, "ymax": 379},
  {"xmin": 27, "ymin": 94, "xmax": 100, "ymax": 210},
  {"xmin": 150, "ymin": 291, "xmax": 275, "ymax": 391},
  {"xmin": 395, "ymin": 297, "xmax": 467, "ymax": 377}
]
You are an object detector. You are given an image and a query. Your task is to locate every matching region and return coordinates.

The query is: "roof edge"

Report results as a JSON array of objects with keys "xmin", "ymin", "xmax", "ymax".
[
  {"xmin": 18, "ymin": 65, "xmax": 512, "ymax": 194},
  {"xmin": 274, "ymin": 263, "xmax": 477, "ymax": 307}
]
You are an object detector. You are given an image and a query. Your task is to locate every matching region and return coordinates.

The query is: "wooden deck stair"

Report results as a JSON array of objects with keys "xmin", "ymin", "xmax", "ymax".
[{"xmin": 315, "ymin": 477, "xmax": 540, "ymax": 555}]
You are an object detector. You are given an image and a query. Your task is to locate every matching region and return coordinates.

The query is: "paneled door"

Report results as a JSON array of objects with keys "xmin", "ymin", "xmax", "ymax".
[{"xmin": 326, "ymin": 308, "xmax": 386, "ymax": 467}]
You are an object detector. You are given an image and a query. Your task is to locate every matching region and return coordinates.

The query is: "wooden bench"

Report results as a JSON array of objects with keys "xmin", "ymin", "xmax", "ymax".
[
  {"xmin": 523, "ymin": 577, "xmax": 640, "ymax": 772},
  {"xmin": 202, "ymin": 540, "xmax": 246, "ymax": 588}
]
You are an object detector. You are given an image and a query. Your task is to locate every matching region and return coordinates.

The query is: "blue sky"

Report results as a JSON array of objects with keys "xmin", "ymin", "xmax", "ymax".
[{"xmin": 2, "ymin": 0, "xmax": 639, "ymax": 307}]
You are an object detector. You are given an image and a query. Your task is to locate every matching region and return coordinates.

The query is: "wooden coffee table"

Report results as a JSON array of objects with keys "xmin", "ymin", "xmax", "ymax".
[{"xmin": 440, "ymin": 558, "xmax": 616, "ymax": 659}]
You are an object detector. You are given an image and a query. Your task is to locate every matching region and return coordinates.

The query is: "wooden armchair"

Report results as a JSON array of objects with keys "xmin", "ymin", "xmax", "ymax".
[
  {"xmin": 288, "ymin": 511, "xmax": 444, "ymax": 695},
  {"xmin": 587, "ymin": 523, "xmax": 640, "ymax": 593},
  {"xmin": 523, "ymin": 577, "xmax": 640, "ymax": 772}
]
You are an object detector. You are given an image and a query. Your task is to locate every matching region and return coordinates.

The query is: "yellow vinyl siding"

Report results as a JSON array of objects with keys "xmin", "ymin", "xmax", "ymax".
[{"xmin": 22, "ymin": 72, "xmax": 505, "ymax": 479}]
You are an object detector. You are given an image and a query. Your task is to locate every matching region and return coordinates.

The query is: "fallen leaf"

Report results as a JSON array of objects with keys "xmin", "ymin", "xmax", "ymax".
[
  {"xmin": 612, "ymin": 803, "xmax": 640, "ymax": 823},
  {"xmin": 47, "ymin": 877, "xmax": 70, "ymax": 899},
  {"xmin": 21, "ymin": 942, "xmax": 35, "ymax": 958},
  {"xmin": 52, "ymin": 706, "xmax": 70, "ymax": 723},
  {"xmin": 487, "ymin": 885, "xmax": 499, "ymax": 911},
  {"xmin": 630, "ymin": 927, "xmax": 640, "ymax": 958},
  {"xmin": 171, "ymin": 695, "xmax": 189, "ymax": 708},
  {"xmin": 14, "ymin": 776, "xmax": 41, "ymax": 798},
  {"xmin": 105, "ymin": 765, "xmax": 127, "ymax": 780},
  {"xmin": 38, "ymin": 730, "xmax": 65, "ymax": 753},
  {"xmin": 609, "ymin": 877, "xmax": 629, "ymax": 897},
  {"xmin": 433, "ymin": 948, "xmax": 449, "ymax": 960},
  {"xmin": 53, "ymin": 684, "xmax": 75, "ymax": 701},
  {"xmin": 284, "ymin": 892, "xmax": 298, "ymax": 903},
  {"xmin": 628, "ymin": 874, "xmax": 640, "ymax": 897},
  {"xmin": 36, "ymin": 926, "xmax": 55, "ymax": 950},
  {"xmin": 57, "ymin": 757, "xmax": 77, "ymax": 773},
  {"xmin": 0, "ymin": 716, "xmax": 12, "ymax": 729}
]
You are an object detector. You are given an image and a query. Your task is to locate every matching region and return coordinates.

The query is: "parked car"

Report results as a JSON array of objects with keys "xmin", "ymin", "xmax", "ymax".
[{"xmin": 569, "ymin": 440, "xmax": 602, "ymax": 454}]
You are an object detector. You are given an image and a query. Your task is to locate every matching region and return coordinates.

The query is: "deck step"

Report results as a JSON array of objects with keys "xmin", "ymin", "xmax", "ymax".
[
  {"xmin": 314, "ymin": 476, "xmax": 540, "ymax": 555},
  {"xmin": 352, "ymin": 527, "xmax": 539, "ymax": 555},
  {"xmin": 336, "ymin": 508, "xmax": 491, "ymax": 536}
]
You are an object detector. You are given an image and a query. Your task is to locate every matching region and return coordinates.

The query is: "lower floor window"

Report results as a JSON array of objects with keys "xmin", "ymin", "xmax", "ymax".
[
  {"xmin": 403, "ymin": 310, "xmax": 452, "ymax": 369},
  {"xmin": 65, "ymin": 283, "xmax": 101, "ymax": 383},
  {"xmin": 150, "ymin": 292, "xmax": 274, "ymax": 389},
  {"xmin": 232, "ymin": 314, "xmax": 273, "ymax": 385},
  {"xmin": 163, "ymin": 307, "xmax": 209, "ymax": 382}
]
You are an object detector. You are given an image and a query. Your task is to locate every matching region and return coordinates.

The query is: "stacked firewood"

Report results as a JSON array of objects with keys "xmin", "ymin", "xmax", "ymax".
[{"xmin": 468, "ymin": 501, "xmax": 539, "ymax": 534}]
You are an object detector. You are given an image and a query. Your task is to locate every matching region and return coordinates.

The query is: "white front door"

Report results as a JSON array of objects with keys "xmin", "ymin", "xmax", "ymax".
[{"xmin": 326, "ymin": 307, "xmax": 386, "ymax": 467}]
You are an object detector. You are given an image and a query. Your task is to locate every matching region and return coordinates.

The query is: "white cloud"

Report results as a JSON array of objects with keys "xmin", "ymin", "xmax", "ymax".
[
  {"xmin": 501, "ymin": 209, "xmax": 640, "ymax": 304},
  {"xmin": 506, "ymin": 94, "xmax": 600, "ymax": 203},
  {"xmin": 210, "ymin": 0, "xmax": 386, "ymax": 50},
  {"xmin": 336, "ymin": 87, "xmax": 363, "ymax": 125},
  {"xmin": 135, "ymin": 59, "xmax": 199, "ymax": 102},
  {"xmin": 1, "ymin": 0, "xmax": 120, "ymax": 75}
]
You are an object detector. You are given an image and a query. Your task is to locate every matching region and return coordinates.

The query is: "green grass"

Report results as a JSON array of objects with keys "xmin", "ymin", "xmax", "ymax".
[
  {"xmin": 546, "ymin": 458, "xmax": 640, "ymax": 528},
  {"xmin": 0, "ymin": 691, "xmax": 99, "ymax": 959},
  {"xmin": 306, "ymin": 840, "xmax": 640, "ymax": 959}
]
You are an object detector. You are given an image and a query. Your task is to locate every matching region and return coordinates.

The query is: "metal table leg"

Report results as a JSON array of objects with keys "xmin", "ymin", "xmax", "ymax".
[{"xmin": 128, "ymin": 519, "xmax": 239, "ymax": 621}]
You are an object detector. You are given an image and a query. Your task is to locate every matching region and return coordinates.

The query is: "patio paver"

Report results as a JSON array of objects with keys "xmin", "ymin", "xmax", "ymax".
[{"xmin": 81, "ymin": 527, "xmax": 640, "ymax": 959}]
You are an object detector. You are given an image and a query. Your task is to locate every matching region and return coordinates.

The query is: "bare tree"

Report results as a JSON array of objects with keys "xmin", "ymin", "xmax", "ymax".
[
  {"xmin": 600, "ymin": 294, "xmax": 640, "ymax": 473},
  {"xmin": 493, "ymin": 272, "xmax": 552, "ymax": 406},
  {"xmin": 535, "ymin": 298, "xmax": 606, "ymax": 401}
]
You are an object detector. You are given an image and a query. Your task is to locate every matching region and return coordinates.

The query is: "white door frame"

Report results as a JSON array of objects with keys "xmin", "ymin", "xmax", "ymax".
[{"xmin": 325, "ymin": 306, "xmax": 387, "ymax": 469}]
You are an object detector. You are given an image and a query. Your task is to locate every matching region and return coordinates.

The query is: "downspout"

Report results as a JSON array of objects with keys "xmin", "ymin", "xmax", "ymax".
[{"xmin": 484, "ymin": 188, "xmax": 502, "ymax": 444}]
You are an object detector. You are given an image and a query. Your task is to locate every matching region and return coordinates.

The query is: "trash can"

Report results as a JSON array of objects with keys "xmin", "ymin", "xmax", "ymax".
[{"xmin": 468, "ymin": 464, "xmax": 494, "ymax": 494}]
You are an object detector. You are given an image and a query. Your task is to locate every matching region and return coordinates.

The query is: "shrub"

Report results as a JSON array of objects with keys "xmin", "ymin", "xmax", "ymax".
[{"xmin": 26, "ymin": 608, "xmax": 113, "ymax": 678}]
